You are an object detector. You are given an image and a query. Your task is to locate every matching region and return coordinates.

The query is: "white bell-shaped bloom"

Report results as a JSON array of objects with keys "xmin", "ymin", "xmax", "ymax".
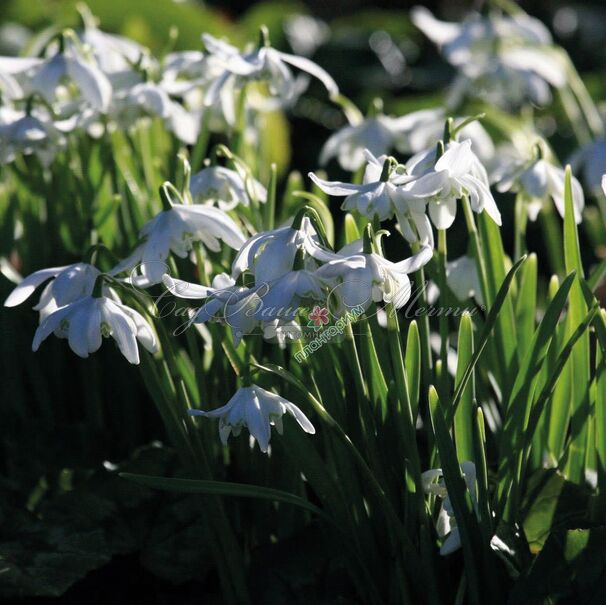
[
  {"xmin": 427, "ymin": 255, "xmax": 484, "ymax": 307},
  {"xmin": 202, "ymin": 32, "xmax": 338, "ymax": 124},
  {"xmin": 78, "ymin": 11, "xmax": 151, "ymax": 79},
  {"xmin": 4, "ymin": 262, "xmax": 106, "ymax": 320},
  {"xmin": 493, "ymin": 144, "xmax": 584, "ymax": 223},
  {"xmin": 190, "ymin": 165, "xmax": 267, "ymax": 210},
  {"xmin": 112, "ymin": 82, "xmax": 200, "ymax": 145},
  {"xmin": 262, "ymin": 318, "xmax": 303, "ymax": 347},
  {"xmin": 255, "ymin": 268, "xmax": 325, "ymax": 321},
  {"xmin": 319, "ymin": 108, "xmax": 494, "ymax": 171},
  {"xmin": 412, "ymin": 7, "xmax": 567, "ymax": 107},
  {"xmin": 422, "ymin": 461, "xmax": 477, "ymax": 556},
  {"xmin": 190, "ymin": 384, "xmax": 315, "ymax": 453},
  {"xmin": 113, "ymin": 203, "xmax": 246, "ymax": 287},
  {"xmin": 0, "ymin": 106, "xmax": 65, "ymax": 165},
  {"xmin": 232, "ymin": 216, "xmax": 336, "ymax": 284},
  {"xmin": 26, "ymin": 36, "xmax": 112, "ymax": 112},
  {"xmin": 402, "ymin": 139, "xmax": 502, "ymax": 230},
  {"xmin": 162, "ymin": 273, "xmax": 261, "ymax": 345},
  {"xmin": 309, "ymin": 150, "xmax": 413, "ymax": 222},
  {"xmin": 317, "ymin": 245, "xmax": 432, "ymax": 313},
  {"xmin": 31, "ymin": 294, "xmax": 157, "ymax": 364}
]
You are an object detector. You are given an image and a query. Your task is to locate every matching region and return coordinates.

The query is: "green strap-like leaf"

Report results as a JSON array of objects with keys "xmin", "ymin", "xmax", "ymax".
[{"xmin": 120, "ymin": 473, "xmax": 328, "ymax": 518}]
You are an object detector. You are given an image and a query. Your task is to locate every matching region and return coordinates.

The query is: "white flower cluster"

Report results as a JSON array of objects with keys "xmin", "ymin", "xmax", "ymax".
[
  {"xmin": 2, "ymin": 6, "xmax": 593, "ymax": 456},
  {"xmin": 412, "ymin": 6, "xmax": 568, "ymax": 108},
  {"xmin": 0, "ymin": 12, "xmax": 338, "ymax": 164}
]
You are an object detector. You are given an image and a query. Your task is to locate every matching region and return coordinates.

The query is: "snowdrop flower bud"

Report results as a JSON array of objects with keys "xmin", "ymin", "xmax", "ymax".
[
  {"xmin": 190, "ymin": 164, "xmax": 267, "ymax": 210},
  {"xmin": 31, "ymin": 290, "xmax": 158, "ymax": 364},
  {"xmin": 112, "ymin": 185, "xmax": 246, "ymax": 287},
  {"xmin": 190, "ymin": 384, "xmax": 315, "ymax": 453},
  {"xmin": 202, "ymin": 30, "xmax": 338, "ymax": 125},
  {"xmin": 422, "ymin": 461, "xmax": 478, "ymax": 555}
]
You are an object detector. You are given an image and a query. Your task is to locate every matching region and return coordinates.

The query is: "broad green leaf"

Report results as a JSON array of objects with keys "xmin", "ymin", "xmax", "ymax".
[
  {"xmin": 562, "ymin": 166, "xmax": 591, "ymax": 482},
  {"xmin": 454, "ymin": 313, "xmax": 475, "ymax": 463},
  {"xmin": 405, "ymin": 321, "xmax": 421, "ymax": 421},
  {"xmin": 522, "ymin": 470, "xmax": 590, "ymax": 553},
  {"xmin": 514, "ymin": 253, "xmax": 537, "ymax": 360}
]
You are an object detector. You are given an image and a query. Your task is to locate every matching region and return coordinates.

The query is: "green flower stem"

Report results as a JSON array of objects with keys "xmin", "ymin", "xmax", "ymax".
[
  {"xmin": 461, "ymin": 195, "xmax": 491, "ymax": 309},
  {"xmin": 410, "ymin": 242, "xmax": 433, "ymax": 389},
  {"xmin": 190, "ymin": 109, "xmax": 211, "ymax": 173},
  {"xmin": 539, "ymin": 203, "xmax": 565, "ymax": 276},
  {"xmin": 264, "ymin": 162, "xmax": 277, "ymax": 230},
  {"xmin": 513, "ymin": 193, "xmax": 528, "ymax": 262},
  {"xmin": 436, "ymin": 228, "xmax": 450, "ymax": 400}
]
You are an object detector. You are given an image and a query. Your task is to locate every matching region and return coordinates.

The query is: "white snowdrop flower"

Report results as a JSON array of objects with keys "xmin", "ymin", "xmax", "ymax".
[
  {"xmin": 569, "ymin": 137, "xmax": 606, "ymax": 193},
  {"xmin": 0, "ymin": 56, "xmax": 40, "ymax": 100},
  {"xmin": 316, "ymin": 245, "xmax": 432, "ymax": 313},
  {"xmin": 427, "ymin": 255, "xmax": 484, "ymax": 307},
  {"xmin": 412, "ymin": 7, "xmax": 568, "ymax": 107},
  {"xmin": 190, "ymin": 384, "xmax": 315, "ymax": 453},
  {"xmin": 190, "ymin": 164, "xmax": 267, "ymax": 211},
  {"xmin": 202, "ymin": 30, "xmax": 338, "ymax": 125},
  {"xmin": 160, "ymin": 50, "xmax": 223, "ymax": 95},
  {"xmin": 310, "ymin": 150, "xmax": 414, "ymax": 222},
  {"xmin": 232, "ymin": 215, "xmax": 336, "ymax": 285},
  {"xmin": 0, "ymin": 105, "xmax": 65, "ymax": 165},
  {"xmin": 113, "ymin": 192, "xmax": 246, "ymax": 287},
  {"xmin": 319, "ymin": 108, "xmax": 495, "ymax": 171},
  {"xmin": 4, "ymin": 262, "xmax": 106, "ymax": 321},
  {"xmin": 112, "ymin": 82, "xmax": 200, "ymax": 145},
  {"xmin": 31, "ymin": 293, "xmax": 157, "ymax": 364},
  {"xmin": 78, "ymin": 8, "xmax": 151, "ymax": 79},
  {"xmin": 262, "ymin": 318, "xmax": 303, "ymax": 347},
  {"xmin": 314, "ymin": 146, "xmax": 435, "ymax": 246},
  {"xmin": 422, "ymin": 461, "xmax": 478, "ymax": 556},
  {"xmin": 493, "ymin": 143, "xmax": 584, "ymax": 223},
  {"xmin": 26, "ymin": 34, "xmax": 112, "ymax": 112},
  {"xmin": 254, "ymin": 268, "xmax": 325, "ymax": 321},
  {"xmin": 162, "ymin": 273, "xmax": 261, "ymax": 345},
  {"xmin": 403, "ymin": 139, "xmax": 502, "ymax": 230}
]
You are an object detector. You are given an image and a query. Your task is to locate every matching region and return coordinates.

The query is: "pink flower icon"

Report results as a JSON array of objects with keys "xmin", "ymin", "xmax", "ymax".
[{"xmin": 308, "ymin": 305, "xmax": 329, "ymax": 330}]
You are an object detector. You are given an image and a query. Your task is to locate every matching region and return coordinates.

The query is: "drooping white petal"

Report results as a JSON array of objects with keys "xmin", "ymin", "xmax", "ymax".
[
  {"xmin": 102, "ymin": 299, "xmax": 140, "ymax": 364},
  {"xmin": 4, "ymin": 265, "xmax": 69, "ymax": 307},
  {"xmin": 274, "ymin": 50, "xmax": 338, "ymax": 98}
]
